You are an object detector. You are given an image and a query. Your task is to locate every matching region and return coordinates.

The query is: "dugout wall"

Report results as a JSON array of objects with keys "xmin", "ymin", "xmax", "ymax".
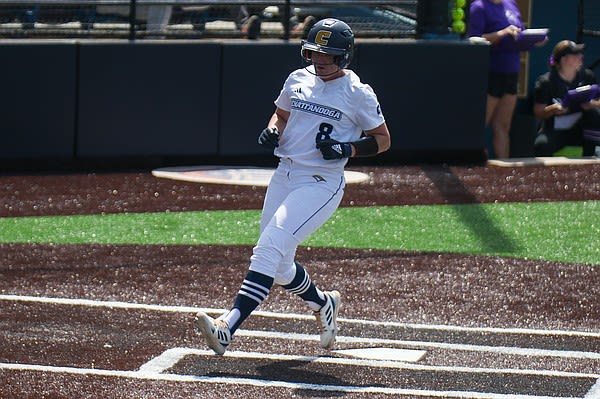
[
  {"xmin": 77, "ymin": 41, "xmax": 221, "ymax": 158},
  {"xmin": 0, "ymin": 41, "xmax": 77, "ymax": 160},
  {"xmin": 0, "ymin": 39, "xmax": 489, "ymax": 168}
]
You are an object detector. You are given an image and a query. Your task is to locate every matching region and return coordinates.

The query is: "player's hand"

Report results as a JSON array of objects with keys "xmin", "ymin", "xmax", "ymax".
[
  {"xmin": 316, "ymin": 139, "xmax": 352, "ymax": 160},
  {"xmin": 581, "ymin": 98, "xmax": 600, "ymax": 110},
  {"xmin": 501, "ymin": 25, "xmax": 521, "ymax": 39},
  {"xmin": 258, "ymin": 127, "xmax": 279, "ymax": 149},
  {"xmin": 547, "ymin": 103, "xmax": 564, "ymax": 115}
]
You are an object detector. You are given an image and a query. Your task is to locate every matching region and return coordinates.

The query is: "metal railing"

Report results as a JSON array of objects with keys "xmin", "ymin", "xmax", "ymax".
[{"xmin": 0, "ymin": 0, "xmax": 418, "ymax": 40}]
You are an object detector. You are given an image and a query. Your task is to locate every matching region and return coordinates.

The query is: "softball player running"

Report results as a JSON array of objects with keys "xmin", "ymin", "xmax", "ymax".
[{"xmin": 196, "ymin": 18, "xmax": 391, "ymax": 355}]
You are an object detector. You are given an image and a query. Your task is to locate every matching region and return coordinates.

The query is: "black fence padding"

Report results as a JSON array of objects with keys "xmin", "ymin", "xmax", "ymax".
[
  {"xmin": 0, "ymin": 42, "xmax": 76, "ymax": 159},
  {"xmin": 77, "ymin": 41, "xmax": 221, "ymax": 157},
  {"xmin": 218, "ymin": 41, "xmax": 302, "ymax": 156},
  {"xmin": 0, "ymin": 39, "xmax": 489, "ymax": 168},
  {"xmin": 355, "ymin": 40, "xmax": 488, "ymax": 152}
]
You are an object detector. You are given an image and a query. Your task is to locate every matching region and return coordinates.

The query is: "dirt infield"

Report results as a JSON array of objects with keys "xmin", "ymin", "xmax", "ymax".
[
  {"xmin": 3, "ymin": 163, "xmax": 600, "ymax": 217},
  {"xmin": 1, "ymin": 162, "xmax": 600, "ymax": 398}
]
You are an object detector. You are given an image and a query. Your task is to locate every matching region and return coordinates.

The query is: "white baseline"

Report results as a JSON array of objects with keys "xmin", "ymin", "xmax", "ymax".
[{"xmin": 1, "ymin": 294, "xmax": 599, "ymax": 361}]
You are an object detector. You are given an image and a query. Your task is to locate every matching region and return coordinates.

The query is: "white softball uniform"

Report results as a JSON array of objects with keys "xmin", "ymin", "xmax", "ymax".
[{"xmin": 249, "ymin": 65, "xmax": 386, "ymax": 285}]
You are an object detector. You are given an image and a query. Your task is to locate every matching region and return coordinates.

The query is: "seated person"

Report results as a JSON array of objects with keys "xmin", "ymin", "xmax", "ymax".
[
  {"xmin": 179, "ymin": 5, "xmax": 262, "ymax": 39},
  {"xmin": 533, "ymin": 40, "xmax": 600, "ymax": 156}
]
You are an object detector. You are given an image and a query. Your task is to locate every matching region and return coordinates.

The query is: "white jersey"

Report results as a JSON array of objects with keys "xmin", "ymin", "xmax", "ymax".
[{"xmin": 274, "ymin": 65, "xmax": 385, "ymax": 170}]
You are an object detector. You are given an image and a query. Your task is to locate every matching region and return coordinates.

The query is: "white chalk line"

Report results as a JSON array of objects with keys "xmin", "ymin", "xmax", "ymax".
[
  {"xmin": 585, "ymin": 378, "xmax": 600, "ymax": 399},
  {"xmin": 138, "ymin": 347, "xmax": 600, "ymax": 380},
  {"xmin": 1, "ymin": 294, "xmax": 598, "ymax": 361},
  {"xmin": 2, "ymin": 293, "xmax": 598, "ymax": 338},
  {"xmin": 0, "ymin": 361, "xmax": 591, "ymax": 399},
  {"xmin": 2, "ymin": 294, "xmax": 599, "ymax": 398},
  {"xmin": 234, "ymin": 330, "xmax": 600, "ymax": 360}
]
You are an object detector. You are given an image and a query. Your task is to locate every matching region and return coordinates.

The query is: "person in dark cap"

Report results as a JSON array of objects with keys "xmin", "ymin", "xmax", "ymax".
[{"xmin": 533, "ymin": 40, "xmax": 600, "ymax": 156}]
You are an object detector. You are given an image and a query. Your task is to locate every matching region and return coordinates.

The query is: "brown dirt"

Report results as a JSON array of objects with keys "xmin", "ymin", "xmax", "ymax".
[
  {"xmin": 2, "ymin": 164, "xmax": 600, "ymax": 217},
  {"xmin": 1, "ymin": 163, "xmax": 599, "ymax": 332},
  {"xmin": 1, "ymin": 163, "xmax": 599, "ymax": 398}
]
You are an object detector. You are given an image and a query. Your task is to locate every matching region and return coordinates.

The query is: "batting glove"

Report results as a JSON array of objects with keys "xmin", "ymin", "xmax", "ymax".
[
  {"xmin": 258, "ymin": 127, "xmax": 279, "ymax": 149},
  {"xmin": 317, "ymin": 139, "xmax": 352, "ymax": 160}
]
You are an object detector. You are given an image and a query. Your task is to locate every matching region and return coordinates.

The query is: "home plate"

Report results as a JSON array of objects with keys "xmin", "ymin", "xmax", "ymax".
[
  {"xmin": 152, "ymin": 166, "xmax": 370, "ymax": 186},
  {"xmin": 334, "ymin": 347, "xmax": 427, "ymax": 362}
]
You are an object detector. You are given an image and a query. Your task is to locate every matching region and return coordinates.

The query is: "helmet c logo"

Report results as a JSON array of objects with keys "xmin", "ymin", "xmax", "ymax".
[{"xmin": 315, "ymin": 30, "xmax": 331, "ymax": 46}]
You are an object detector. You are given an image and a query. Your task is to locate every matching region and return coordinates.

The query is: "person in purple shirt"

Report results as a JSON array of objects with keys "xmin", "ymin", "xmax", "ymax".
[{"xmin": 468, "ymin": 0, "xmax": 525, "ymax": 159}]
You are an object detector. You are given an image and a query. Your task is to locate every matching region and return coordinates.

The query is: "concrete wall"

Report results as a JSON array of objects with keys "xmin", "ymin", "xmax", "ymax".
[{"xmin": 0, "ymin": 38, "xmax": 489, "ymax": 169}]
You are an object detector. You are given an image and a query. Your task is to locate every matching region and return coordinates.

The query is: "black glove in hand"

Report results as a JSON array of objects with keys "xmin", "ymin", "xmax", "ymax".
[
  {"xmin": 258, "ymin": 127, "xmax": 279, "ymax": 149},
  {"xmin": 317, "ymin": 139, "xmax": 352, "ymax": 160}
]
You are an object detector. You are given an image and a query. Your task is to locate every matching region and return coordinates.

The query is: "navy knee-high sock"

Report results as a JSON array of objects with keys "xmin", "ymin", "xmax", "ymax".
[
  {"xmin": 282, "ymin": 262, "xmax": 326, "ymax": 311},
  {"xmin": 224, "ymin": 270, "xmax": 273, "ymax": 334}
]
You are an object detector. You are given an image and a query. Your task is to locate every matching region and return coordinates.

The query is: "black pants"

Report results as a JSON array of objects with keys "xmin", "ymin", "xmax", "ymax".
[{"xmin": 534, "ymin": 108, "xmax": 600, "ymax": 156}]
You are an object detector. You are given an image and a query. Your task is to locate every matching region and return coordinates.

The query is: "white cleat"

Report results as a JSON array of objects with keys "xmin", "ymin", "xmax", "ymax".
[
  {"xmin": 314, "ymin": 290, "xmax": 341, "ymax": 349},
  {"xmin": 195, "ymin": 312, "xmax": 231, "ymax": 355}
]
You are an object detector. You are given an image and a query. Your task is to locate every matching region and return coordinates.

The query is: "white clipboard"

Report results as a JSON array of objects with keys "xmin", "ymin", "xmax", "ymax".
[{"xmin": 554, "ymin": 112, "xmax": 582, "ymax": 130}]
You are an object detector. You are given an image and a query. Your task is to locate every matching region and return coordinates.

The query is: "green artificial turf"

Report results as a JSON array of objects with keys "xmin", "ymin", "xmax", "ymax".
[
  {"xmin": 1, "ymin": 201, "xmax": 598, "ymax": 265},
  {"xmin": 553, "ymin": 146, "xmax": 583, "ymax": 157}
]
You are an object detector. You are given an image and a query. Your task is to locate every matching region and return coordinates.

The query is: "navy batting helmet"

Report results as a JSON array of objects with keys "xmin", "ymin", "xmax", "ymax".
[{"xmin": 301, "ymin": 18, "xmax": 354, "ymax": 69}]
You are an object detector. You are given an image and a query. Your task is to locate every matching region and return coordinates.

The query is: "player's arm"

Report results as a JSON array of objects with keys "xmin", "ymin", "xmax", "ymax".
[
  {"xmin": 468, "ymin": 7, "xmax": 520, "ymax": 45},
  {"xmin": 269, "ymin": 107, "xmax": 289, "ymax": 134},
  {"xmin": 317, "ymin": 122, "xmax": 391, "ymax": 160},
  {"xmin": 534, "ymin": 101, "xmax": 565, "ymax": 120},
  {"xmin": 258, "ymin": 107, "xmax": 289, "ymax": 149},
  {"xmin": 482, "ymin": 25, "xmax": 521, "ymax": 44},
  {"xmin": 358, "ymin": 122, "xmax": 391, "ymax": 156}
]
